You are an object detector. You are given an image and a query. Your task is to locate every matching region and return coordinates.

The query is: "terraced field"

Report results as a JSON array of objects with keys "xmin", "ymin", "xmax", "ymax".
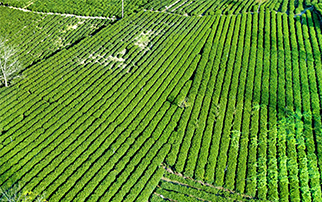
[
  {"xmin": 144, "ymin": 0, "xmax": 322, "ymax": 15},
  {"xmin": 0, "ymin": 0, "xmax": 154, "ymax": 18},
  {"xmin": 1, "ymin": 0, "xmax": 322, "ymax": 201}
]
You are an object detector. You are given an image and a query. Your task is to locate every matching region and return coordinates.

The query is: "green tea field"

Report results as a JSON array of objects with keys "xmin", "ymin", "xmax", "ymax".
[{"xmin": 1, "ymin": 0, "xmax": 322, "ymax": 201}]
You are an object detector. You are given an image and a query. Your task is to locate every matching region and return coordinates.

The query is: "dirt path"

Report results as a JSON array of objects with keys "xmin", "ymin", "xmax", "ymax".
[
  {"xmin": 294, "ymin": 6, "xmax": 314, "ymax": 17},
  {"xmin": 0, "ymin": 4, "xmax": 116, "ymax": 20}
]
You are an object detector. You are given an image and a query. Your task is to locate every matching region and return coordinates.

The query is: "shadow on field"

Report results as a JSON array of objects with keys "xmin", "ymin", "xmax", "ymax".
[{"xmin": 0, "ymin": 158, "xmax": 20, "ymax": 192}]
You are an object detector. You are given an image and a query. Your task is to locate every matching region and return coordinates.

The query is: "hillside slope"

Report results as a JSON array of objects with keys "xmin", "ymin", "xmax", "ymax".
[{"xmin": 1, "ymin": 1, "xmax": 322, "ymax": 202}]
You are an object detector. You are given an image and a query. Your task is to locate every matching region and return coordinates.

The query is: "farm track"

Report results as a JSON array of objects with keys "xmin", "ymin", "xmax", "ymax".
[{"xmin": 0, "ymin": 3, "xmax": 116, "ymax": 20}]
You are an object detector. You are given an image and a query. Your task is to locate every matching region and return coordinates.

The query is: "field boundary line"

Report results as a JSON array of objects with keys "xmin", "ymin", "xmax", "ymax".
[
  {"xmin": 161, "ymin": 164, "xmax": 255, "ymax": 200},
  {"xmin": 0, "ymin": 3, "xmax": 116, "ymax": 20}
]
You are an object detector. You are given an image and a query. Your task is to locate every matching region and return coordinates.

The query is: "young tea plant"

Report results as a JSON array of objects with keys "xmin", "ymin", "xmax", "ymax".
[{"xmin": 178, "ymin": 97, "xmax": 189, "ymax": 109}]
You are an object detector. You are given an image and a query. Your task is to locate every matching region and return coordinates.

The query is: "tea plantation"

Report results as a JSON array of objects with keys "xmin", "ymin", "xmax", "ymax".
[{"xmin": 1, "ymin": 0, "xmax": 322, "ymax": 201}]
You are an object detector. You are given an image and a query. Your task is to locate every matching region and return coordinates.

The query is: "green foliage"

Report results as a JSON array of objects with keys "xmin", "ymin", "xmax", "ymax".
[
  {"xmin": 0, "ymin": 7, "xmax": 109, "ymax": 70},
  {"xmin": 1, "ymin": 0, "xmax": 156, "ymax": 18},
  {"xmin": 1, "ymin": 1, "xmax": 322, "ymax": 202}
]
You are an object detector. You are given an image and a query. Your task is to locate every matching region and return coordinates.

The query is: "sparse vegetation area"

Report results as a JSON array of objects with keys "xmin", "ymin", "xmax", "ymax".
[
  {"xmin": 0, "ymin": 184, "xmax": 47, "ymax": 202},
  {"xmin": 0, "ymin": 38, "xmax": 21, "ymax": 87}
]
